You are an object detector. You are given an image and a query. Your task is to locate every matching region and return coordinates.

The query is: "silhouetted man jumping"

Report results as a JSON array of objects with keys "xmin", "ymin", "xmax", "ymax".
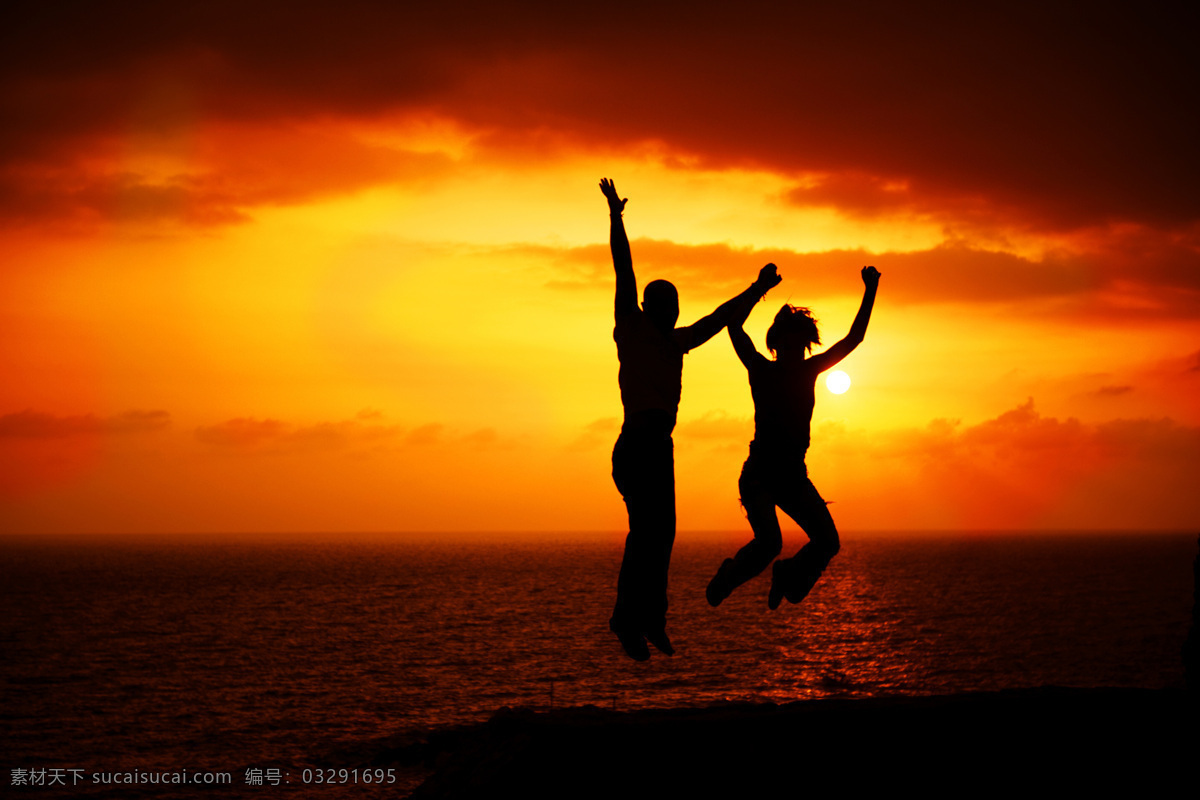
[{"xmin": 600, "ymin": 177, "xmax": 780, "ymax": 660}]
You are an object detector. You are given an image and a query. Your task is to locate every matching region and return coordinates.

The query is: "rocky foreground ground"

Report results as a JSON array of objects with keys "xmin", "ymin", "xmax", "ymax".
[{"xmin": 393, "ymin": 687, "xmax": 1194, "ymax": 798}]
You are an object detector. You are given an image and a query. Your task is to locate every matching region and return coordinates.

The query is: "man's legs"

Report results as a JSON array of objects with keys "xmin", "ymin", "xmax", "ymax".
[{"xmin": 611, "ymin": 429, "xmax": 676, "ymax": 658}]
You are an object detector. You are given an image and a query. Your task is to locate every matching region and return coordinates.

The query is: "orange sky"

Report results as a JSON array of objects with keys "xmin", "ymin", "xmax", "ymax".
[{"xmin": 2, "ymin": 2, "xmax": 1198, "ymax": 534}]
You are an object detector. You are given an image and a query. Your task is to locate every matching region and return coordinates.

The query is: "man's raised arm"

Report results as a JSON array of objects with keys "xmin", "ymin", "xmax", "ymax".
[
  {"xmin": 726, "ymin": 266, "xmax": 773, "ymax": 369},
  {"xmin": 680, "ymin": 263, "xmax": 781, "ymax": 352},
  {"xmin": 600, "ymin": 178, "xmax": 637, "ymax": 318}
]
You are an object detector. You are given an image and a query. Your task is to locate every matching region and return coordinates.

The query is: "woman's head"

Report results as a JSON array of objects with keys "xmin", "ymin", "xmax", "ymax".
[{"xmin": 766, "ymin": 304, "xmax": 820, "ymax": 356}]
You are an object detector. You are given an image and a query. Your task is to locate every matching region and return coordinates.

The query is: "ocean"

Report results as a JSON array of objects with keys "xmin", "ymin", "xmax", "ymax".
[{"xmin": 2, "ymin": 531, "xmax": 1194, "ymax": 795}]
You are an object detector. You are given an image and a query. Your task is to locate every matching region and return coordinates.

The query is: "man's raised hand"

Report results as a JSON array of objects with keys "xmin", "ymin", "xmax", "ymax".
[
  {"xmin": 756, "ymin": 263, "xmax": 783, "ymax": 293},
  {"xmin": 861, "ymin": 265, "xmax": 881, "ymax": 287},
  {"xmin": 599, "ymin": 177, "xmax": 628, "ymax": 215}
]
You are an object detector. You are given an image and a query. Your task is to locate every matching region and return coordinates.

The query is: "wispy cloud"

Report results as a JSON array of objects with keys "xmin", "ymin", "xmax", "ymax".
[
  {"xmin": 0, "ymin": 409, "xmax": 170, "ymax": 438},
  {"xmin": 193, "ymin": 414, "xmax": 514, "ymax": 454},
  {"xmin": 810, "ymin": 398, "xmax": 1200, "ymax": 528},
  {"xmin": 530, "ymin": 234, "xmax": 1200, "ymax": 319}
]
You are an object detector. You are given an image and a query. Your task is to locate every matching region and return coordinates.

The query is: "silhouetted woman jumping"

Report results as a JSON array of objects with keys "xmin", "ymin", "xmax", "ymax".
[{"xmin": 707, "ymin": 265, "xmax": 881, "ymax": 610}]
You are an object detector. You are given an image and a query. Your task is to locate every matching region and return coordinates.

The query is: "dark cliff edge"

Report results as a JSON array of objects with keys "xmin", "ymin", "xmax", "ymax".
[{"xmin": 394, "ymin": 687, "xmax": 1195, "ymax": 799}]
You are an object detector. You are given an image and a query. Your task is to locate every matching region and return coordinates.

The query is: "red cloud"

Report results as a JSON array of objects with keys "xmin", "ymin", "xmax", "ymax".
[
  {"xmin": 533, "ymin": 233, "xmax": 1200, "ymax": 319},
  {"xmin": 194, "ymin": 418, "xmax": 290, "ymax": 448},
  {"xmin": 813, "ymin": 399, "xmax": 1200, "ymax": 529},
  {"xmin": 0, "ymin": 409, "xmax": 169, "ymax": 437},
  {"xmin": 0, "ymin": 121, "xmax": 454, "ymax": 229},
  {"xmin": 192, "ymin": 415, "xmax": 486, "ymax": 452},
  {"xmin": 194, "ymin": 416, "xmax": 406, "ymax": 451},
  {"xmin": 1, "ymin": 2, "xmax": 1195, "ymax": 235}
]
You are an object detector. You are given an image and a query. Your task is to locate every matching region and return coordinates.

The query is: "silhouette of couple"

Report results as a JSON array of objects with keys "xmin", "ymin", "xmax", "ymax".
[{"xmin": 600, "ymin": 178, "xmax": 881, "ymax": 661}]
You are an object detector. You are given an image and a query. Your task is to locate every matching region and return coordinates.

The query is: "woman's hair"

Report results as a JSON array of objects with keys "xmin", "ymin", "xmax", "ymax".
[{"xmin": 766, "ymin": 304, "xmax": 820, "ymax": 355}]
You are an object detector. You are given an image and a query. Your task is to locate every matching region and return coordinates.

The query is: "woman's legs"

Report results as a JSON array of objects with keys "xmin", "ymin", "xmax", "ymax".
[
  {"xmin": 769, "ymin": 473, "xmax": 840, "ymax": 609},
  {"xmin": 706, "ymin": 452, "xmax": 783, "ymax": 606}
]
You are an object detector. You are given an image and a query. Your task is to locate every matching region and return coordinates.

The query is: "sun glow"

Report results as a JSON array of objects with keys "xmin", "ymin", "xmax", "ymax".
[{"xmin": 826, "ymin": 370, "xmax": 851, "ymax": 394}]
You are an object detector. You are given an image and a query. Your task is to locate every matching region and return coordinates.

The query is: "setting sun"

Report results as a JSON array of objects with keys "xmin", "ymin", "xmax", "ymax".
[{"xmin": 826, "ymin": 370, "xmax": 851, "ymax": 394}]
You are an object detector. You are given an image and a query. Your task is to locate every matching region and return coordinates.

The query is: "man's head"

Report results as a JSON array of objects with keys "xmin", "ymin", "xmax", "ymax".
[
  {"xmin": 766, "ymin": 304, "xmax": 820, "ymax": 356},
  {"xmin": 643, "ymin": 279, "xmax": 680, "ymax": 332}
]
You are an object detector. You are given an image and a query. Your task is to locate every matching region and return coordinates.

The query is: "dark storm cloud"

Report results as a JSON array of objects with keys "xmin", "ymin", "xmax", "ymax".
[{"xmin": 2, "ymin": 1, "xmax": 1196, "ymax": 232}]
